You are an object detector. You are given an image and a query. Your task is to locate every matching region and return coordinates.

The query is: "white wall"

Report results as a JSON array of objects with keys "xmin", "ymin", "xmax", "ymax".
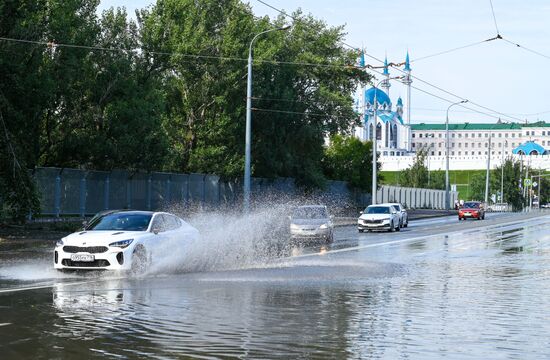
[{"xmin": 381, "ymin": 154, "xmax": 550, "ymax": 171}]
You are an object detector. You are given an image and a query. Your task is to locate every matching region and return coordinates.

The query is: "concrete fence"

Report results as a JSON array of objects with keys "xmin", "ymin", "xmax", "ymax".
[{"xmin": 26, "ymin": 167, "xmax": 455, "ymax": 217}]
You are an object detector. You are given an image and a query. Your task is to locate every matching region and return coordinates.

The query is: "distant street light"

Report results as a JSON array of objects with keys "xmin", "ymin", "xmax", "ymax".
[
  {"xmin": 244, "ymin": 25, "xmax": 291, "ymax": 211},
  {"xmin": 501, "ymin": 140, "xmax": 508, "ymax": 203},
  {"xmin": 445, "ymin": 100, "xmax": 468, "ymax": 209}
]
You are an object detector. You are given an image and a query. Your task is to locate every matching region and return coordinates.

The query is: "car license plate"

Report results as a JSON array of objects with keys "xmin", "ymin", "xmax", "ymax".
[
  {"xmin": 70, "ymin": 254, "xmax": 95, "ymax": 262},
  {"xmin": 464, "ymin": 212, "xmax": 471, "ymax": 217}
]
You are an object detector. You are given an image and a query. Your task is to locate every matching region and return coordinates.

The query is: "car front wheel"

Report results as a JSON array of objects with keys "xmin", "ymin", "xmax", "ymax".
[{"xmin": 131, "ymin": 245, "xmax": 149, "ymax": 275}]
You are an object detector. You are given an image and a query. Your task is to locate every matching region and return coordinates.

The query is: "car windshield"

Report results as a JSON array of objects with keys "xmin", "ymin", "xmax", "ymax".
[
  {"xmin": 293, "ymin": 207, "xmax": 327, "ymax": 219},
  {"xmin": 463, "ymin": 202, "xmax": 480, "ymax": 209},
  {"xmin": 86, "ymin": 213, "xmax": 152, "ymax": 231},
  {"xmin": 366, "ymin": 206, "xmax": 390, "ymax": 214}
]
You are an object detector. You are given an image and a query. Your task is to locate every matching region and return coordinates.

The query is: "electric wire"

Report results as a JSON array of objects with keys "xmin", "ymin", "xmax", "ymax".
[
  {"xmin": 489, "ymin": 0, "xmax": 501, "ymax": 35},
  {"xmin": 253, "ymin": 0, "xmax": 524, "ymax": 123}
]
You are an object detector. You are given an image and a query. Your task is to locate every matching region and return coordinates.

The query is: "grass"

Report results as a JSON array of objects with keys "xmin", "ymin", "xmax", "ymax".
[{"xmin": 380, "ymin": 170, "xmax": 486, "ymax": 200}]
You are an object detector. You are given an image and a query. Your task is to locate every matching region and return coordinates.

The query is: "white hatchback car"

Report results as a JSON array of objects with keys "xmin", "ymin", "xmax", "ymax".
[
  {"xmin": 357, "ymin": 204, "xmax": 401, "ymax": 232},
  {"xmin": 54, "ymin": 210, "xmax": 199, "ymax": 273}
]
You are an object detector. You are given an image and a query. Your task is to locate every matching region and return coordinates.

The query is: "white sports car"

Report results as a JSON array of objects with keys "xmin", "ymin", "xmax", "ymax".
[{"xmin": 53, "ymin": 210, "xmax": 199, "ymax": 273}]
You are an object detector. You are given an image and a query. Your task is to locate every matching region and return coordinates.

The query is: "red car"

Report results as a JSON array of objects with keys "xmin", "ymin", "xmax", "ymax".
[{"xmin": 458, "ymin": 201, "xmax": 485, "ymax": 220}]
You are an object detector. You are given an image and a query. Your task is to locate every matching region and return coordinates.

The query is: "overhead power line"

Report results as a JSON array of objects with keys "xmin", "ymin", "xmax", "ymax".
[
  {"xmin": 0, "ymin": 36, "xmax": 366, "ymax": 70},
  {"xmin": 252, "ymin": 0, "xmax": 524, "ymax": 123},
  {"xmin": 489, "ymin": 0, "xmax": 501, "ymax": 35}
]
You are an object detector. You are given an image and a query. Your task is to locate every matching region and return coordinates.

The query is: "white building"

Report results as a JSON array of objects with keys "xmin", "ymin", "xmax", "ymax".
[{"xmin": 381, "ymin": 122, "xmax": 550, "ymax": 171}]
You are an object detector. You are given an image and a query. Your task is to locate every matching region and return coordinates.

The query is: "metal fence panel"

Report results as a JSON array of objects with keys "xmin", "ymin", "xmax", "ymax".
[
  {"xmin": 86, "ymin": 171, "xmax": 109, "ymax": 214},
  {"xmin": 34, "ymin": 167, "xmax": 61, "ymax": 215}
]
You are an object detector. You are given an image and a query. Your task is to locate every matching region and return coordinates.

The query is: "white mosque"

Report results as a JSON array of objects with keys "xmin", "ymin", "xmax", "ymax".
[{"xmin": 354, "ymin": 52, "xmax": 413, "ymax": 157}]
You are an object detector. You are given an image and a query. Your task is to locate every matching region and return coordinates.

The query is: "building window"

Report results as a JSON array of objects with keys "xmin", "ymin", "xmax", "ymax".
[
  {"xmin": 526, "ymin": 131, "xmax": 529, "ymax": 136},
  {"xmin": 412, "ymin": 133, "xmax": 415, "ymax": 138},
  {"xmin": 431, "ymin": 151, "xmax": 435, "ymax": 155},
  {"xmin": 485, "ymin": 133, "xmax": 488, "ymax": 138},
  {"xmin": 505, "ymin": 133, "xmax": 508, "ymax": 138},
  {"xmin": 465, "ymin": 133, "xmax": 468, "ymax": 138},
  {"xmin": 512, "ymin": 143, "xmax": 515, "ymax": 147},
  {"xmin": 543, "ymin": 131, "xmax": 546, "ymax": 136},
  {"xmin": 438, "ymin": 151, "xmax": 441, "ymax": 156},
  {"xmin": 452, "ymin": 133, "xmax": 455, "ymax": 138},
  {"xmin": 458, "ymin": 143, "xmax": 462, "ymax": 148},
  {"xmin": 491, "ymin": 133, "xmax": 495, "ymax": 137},
  {"xmin": 431, "ymin": 143, "xmax": 435, "ymax": 147},
  {"xmin": 438, "ymin": 133, "xmax": 442, "ymax": 138},
  {"xmin": 452, "ymin": 143, "xmax": 455, "ymax": 148},
  {"xmin": 419, "ymin": 133, "xmax": 423, "ymax": 138},
  {"xmin": 478, "ymin": 143, "xmax": 482, "ymax": 148},
  {"xmin": 452, "ymin": 151, "xmax": 455, "ymax": 156},
  {"xmin": 458, "ymin": 134, "xmax": 462, "ymax": 138},
  {"xmin": 478, "ymin": 133, "xmax": 482, "ymax": 138},
  {"xmin": 485, "ymin": 143, "xmax": 488, "ymax": 148},
  {"xmin": 512, "ymin": 133, "xmax": 515, "ymax": 138},
  {"xmin": 383, "ymin": 151, "xmax": 388, "ymax": 156},
  {"xmin": 498, "ymin": 133, "xmax": 502, "ymax": 138},
  {"xmin": 478, "ymin": 151, "xmax": 482, "ymax": 155},
  {"xmin": 498, "ymin": 151, "xmax": 501, "ymax": 155},
  {"xmin": 465, "ymin": 143, "xmax": 468, "ymax": 148},
  {"xmin": 458, "ymin": 151, "xmax": 461, "ymax": 155},
  {"xmin": 412, "ymin": 143, "xmax": 416, "ymax": 148},
  {"xmin": 438, "ymin": 143, "xmax": 442, "ymax": 148}
]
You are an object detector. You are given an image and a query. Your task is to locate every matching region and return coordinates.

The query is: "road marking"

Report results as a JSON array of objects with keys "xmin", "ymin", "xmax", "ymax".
[{"xmin": 0, "ymin": 323, "xmax": 11, "ymax": 327}]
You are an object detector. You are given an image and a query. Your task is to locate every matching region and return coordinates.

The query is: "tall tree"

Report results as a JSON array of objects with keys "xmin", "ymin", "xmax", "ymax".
[{"xmin": 323, "ymin": 135, "xmax": 380, "ymax": 191}]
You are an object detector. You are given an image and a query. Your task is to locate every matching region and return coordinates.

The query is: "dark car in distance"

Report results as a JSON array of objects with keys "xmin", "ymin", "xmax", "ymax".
[{"xmin": 458, "ymin": 201, "xmax": 485, "ymax": 221}]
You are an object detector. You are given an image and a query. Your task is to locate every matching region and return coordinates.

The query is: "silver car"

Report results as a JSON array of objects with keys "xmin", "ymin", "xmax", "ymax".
[
  {"xmin": 382, "ymin": 202, "xmax": 408, "ymax": 228},
  {"xmin": 290, "ymin": 205, "xmax": 334, "ymax": 243}
]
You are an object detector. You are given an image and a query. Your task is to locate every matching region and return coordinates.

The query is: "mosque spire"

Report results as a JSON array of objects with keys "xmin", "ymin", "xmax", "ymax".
[
  {"xmin": 381, "ymin": 53, "xmax": 391, "ymax": 98},
  {"xmin": 404, "ymin": 51, "xmax": 411, "ymax": 72}
]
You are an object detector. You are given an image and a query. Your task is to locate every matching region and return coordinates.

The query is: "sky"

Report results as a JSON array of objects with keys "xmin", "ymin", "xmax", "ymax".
[{"xmin": 98, "ymin": 0, "xmax": 550, "ymax": 124}]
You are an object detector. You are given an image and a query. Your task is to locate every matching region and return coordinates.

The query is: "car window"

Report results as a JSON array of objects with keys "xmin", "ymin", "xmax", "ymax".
[
  {"xmin": 87, "ymin": 213, "xmax": 152, "ymax": 231},
  {"xmin": 151, "ymin": 214, "xmax": 167, "ymax": 233},
  {"xmin": 292, "ymin": 207, "xmax": 328, "ymax": 219},
  {"xmin": 464, "ymin": 202, "xmax": 480, "ymax": 209},
  {"xmin": 366, "ymin": 206, "xmax": 390, "ymax": 214},
  {"xmin": 164, "ymin": 215, "xmax": 180, "ymax": 231}
]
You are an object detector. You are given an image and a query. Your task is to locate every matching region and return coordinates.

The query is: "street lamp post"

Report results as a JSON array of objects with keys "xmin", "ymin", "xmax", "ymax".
[
  {"xmin": 244, "ymin": 26, "xmax": 290, "ymax": 211},
  {"xmin": 500, "ymin": 140, "xmax": 507, "ymax": 204},
  {"xmin": 445, "ymin": 100, "xmax": 468, "ymax": 209}
]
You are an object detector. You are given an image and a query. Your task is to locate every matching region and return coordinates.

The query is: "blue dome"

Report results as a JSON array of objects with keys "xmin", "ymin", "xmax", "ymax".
[
  {"xmin": 512, "ymin": 141, "xmax": 546, "ymax": 155},
  {"xmin": 365, "ymin": 87, "xmax": 391, "ymax": 106}
]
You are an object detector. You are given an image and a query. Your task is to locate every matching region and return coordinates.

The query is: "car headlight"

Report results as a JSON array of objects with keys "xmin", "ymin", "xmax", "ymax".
[
  {"xmin": 382, "ymin": 219, "xmax": 390, "ymax": 223},
  {"xmin": 319, "ymin": 223, "xmax": 328, "ymax": 229},
  {"xmin": 56, "ymin": 239, "xmax": 64, "ymax": 247},
  {"xmin": 109, "ymin": 239, "xmax": 134, "ymax": 248},
  {"xmin": 290, "ymin": 224, "xmax": 300, "ymax": 230}
]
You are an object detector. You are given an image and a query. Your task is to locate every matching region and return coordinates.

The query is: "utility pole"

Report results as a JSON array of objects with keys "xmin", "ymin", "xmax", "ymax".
[{"xmin": 445, "ymin": 100, "xmax": 468, "ymax": 209}]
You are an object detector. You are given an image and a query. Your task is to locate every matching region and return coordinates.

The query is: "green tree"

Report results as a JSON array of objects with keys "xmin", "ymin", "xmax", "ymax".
[
  {"xmin": 400, "ymin": 149, "xmax": 428, "ymax": 188},
  {"xmin": 469, "ymin": 157, "xmax": 525, "ymax": 210},
  {"xmin": 322, "ymin": 135, "xmax": 380, "ymax": 191}
]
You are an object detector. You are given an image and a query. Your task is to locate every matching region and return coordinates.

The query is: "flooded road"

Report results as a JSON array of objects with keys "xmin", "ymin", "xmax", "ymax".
[{"xmin": 2, "ymin": 212, "xmax": 550, "ymax": 359}]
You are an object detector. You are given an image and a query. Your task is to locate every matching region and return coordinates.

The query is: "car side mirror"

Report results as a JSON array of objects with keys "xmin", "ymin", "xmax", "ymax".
[
  {"xmin": 82, "ymin": 220, "xmax": 88, "ymax": 230},
  {"xmin": 152, "ymin": 227, "xmax": 160, "ymax": 235},
  {"xmin": 359, "ymin": 211, "xmax": 363, "ymax": 215}
]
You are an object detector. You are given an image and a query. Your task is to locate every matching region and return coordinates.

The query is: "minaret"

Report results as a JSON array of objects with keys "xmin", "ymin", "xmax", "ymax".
[
  {"xmin": 403, "ymin": 51, "xmax": 412, "ymax": 153},
  {"xmin": 381, "ymin": 54, "xmax": 391, "ymax": 101},
  {"xmin": 403, "ymin": 51, "xmax": 412, "ymax": 125},
  {"xmin": 360, "ymin": 50, "xmax": 367, "ymax": 140}
]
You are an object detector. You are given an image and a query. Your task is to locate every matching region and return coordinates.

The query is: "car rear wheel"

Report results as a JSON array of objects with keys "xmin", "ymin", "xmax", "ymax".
[
  {"xmin": 131, "ymin": 245, "xmax": 149, "ymax": 275},
  {"xmin": 358, "ymin": 229, "xmax": 364, "ymax": 233}
]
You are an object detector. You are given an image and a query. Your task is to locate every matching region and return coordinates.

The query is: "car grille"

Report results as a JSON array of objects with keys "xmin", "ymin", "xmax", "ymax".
[
  {"xmin": 63, "ymin": 246, "xmax": 108, "ymax": 254},
  {"xmin": 363, "ymin": 219, "xmax": 383, "ymax": 224},
  {"xmin": 61, "ymin": 259, "xmax": 110, "ymax": 267}
]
